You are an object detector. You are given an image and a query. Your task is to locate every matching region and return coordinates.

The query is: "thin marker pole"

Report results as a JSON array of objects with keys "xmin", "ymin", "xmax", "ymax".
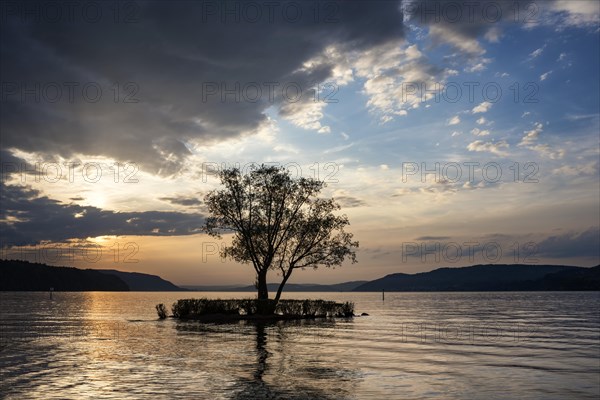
[{"xmin": 382, "ymin": 289, "xmax": 385, "ymax": 301}]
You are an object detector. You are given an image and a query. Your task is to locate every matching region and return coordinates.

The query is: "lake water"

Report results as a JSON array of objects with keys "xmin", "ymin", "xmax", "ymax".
[{"xmin": 1, "ymin": 291, "xmax": 599, "ymax": 399}]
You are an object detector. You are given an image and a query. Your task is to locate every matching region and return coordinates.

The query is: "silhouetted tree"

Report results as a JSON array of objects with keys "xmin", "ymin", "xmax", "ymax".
[{"xmin": 203, "ymin": 165, "xmax": 358, "ymax": 309}]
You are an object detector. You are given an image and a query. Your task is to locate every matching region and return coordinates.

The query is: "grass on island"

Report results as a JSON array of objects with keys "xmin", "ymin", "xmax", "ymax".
[{"xmin": 156, "ymin": 298, "xmax": 354, "ymax": 321}]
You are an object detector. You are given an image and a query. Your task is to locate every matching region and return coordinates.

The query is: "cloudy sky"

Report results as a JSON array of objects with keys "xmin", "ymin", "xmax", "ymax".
[{"xmin": 1, "ymin": 0, "xmax": 599, "ymax": 285}]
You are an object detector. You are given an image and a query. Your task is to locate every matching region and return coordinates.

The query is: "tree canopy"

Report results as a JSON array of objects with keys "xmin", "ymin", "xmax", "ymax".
[{"xmin": 203, "ymin": 165, "xmax": 358, "ymax": 306}]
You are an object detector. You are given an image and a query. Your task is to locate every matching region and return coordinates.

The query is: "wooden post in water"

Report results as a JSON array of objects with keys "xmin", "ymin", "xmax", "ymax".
[
  {"xmin": 382, "ymin": 289, "xmax": 385, "ymax": 301},
  {"xmin": 49, "ymin": 287, "xmax": 54, "ymax": 300}
]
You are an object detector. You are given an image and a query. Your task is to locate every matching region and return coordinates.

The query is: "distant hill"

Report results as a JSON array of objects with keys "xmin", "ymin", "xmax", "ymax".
[
  {"xmin": 533, "ymin": 266, "xmax": 600, "ymax": 290},
  {"xmin": 353, "ymin": 264, "xmax": 600, "ymax": 291},
  {"xmin": 4, "ymin": 259, "xmax": 597, "ymax": 292},
  {"xmin": 182, "ymin": 281, "xmax": 368, "ymax": 292},
  {"xmin": 0, "ymin": 260, "xmax": 185, "ymax": 291},
  {"xmin": 0, "ymin": 259, "xmax": 129, "ymax": 291},
  {"xmin": 97, "ymin": 269, "xmax": 186, "ymax": 291}
]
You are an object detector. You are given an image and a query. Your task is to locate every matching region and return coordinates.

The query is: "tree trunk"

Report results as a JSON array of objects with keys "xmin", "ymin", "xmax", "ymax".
[
  {"xmin": 274, "ymin": 269, "xmax": 293, "ymax": 304},
  {"xmin": 256, "ymin": 269, "xmax": 269, "ymax": 300},
  {"xmin": 255, "ymin": 269, "xmax": 274, "ymax": 315}
]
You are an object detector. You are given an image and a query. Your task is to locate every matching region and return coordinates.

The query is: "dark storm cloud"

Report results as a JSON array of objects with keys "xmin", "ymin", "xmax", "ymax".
[
  {"xmin": 0, "ymin": 182, "xmax": 205, "ymax": 246},
  {"xmin": 0, "ymin": 0, "xmax": 405, "ymax": 174},
  {"xmin": 159, "ymin": 195, "xmax": 203, "ymax": 207},
  {"xmin": 0, "ymin": 148, "xmax": 30, "ymax": 177},
  {"xmin": 1, "ymin": 148, "xmax": 205, "ymax": 246},
  {"xmin": 335, "ymin": 195, "xmax": 367, "ymax": 208},
  {"xmin": 535, "ymin": 227, "xmax": 600, "ymax": 259},
  {"xmin": 403, "ymin": 228, "xmax": 600, "ymax": 261},
  {"xmin": 414, "ymin": 236, "xmax": 451, "ymax": 241}
]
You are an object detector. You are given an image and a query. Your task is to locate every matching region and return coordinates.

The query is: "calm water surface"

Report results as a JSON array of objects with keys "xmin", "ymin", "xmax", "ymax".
[{"xmin": 1, "ymin": 291, "xmax": 598, "ymax": 399}]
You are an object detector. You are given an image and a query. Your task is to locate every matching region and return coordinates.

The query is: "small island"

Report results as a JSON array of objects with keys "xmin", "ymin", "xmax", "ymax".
[{"xmin": 156, "ymin": 298, "xmax": 355, "ymax": 322}]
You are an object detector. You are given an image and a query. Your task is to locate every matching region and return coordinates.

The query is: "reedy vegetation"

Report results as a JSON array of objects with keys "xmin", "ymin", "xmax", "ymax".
[{"xmin": 161, "ymin": 298, "xmax": 355, "ymax": 319}]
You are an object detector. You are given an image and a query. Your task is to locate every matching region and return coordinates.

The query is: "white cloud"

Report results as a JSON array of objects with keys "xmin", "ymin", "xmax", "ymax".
[
  {"xmin": 518, "ymin": 122, "xmax": 565, "ymax": 159},
  {"xmin": 447, "ymin": 115, "xmax": 461, "ymax": 126},
  {"xmin": 465, "ymin": 58, "xmax": 492, "ymax": 73},
  {"xmin": 352, "ymin": 40, "xmax": 452, "ymax": 123},
  {"xmin": 405, "ymin": 44, "xmax": 422, "ymax": 60},
  {"xmin": 557, "ymin": 53, "xmax": 567, "ymax": 62},
  {"xmin": 298, "ymin": 45, "xmax": 356, "ymax": 86},
  {"xmin": 476, "ymin": 117, "xmax": 487, "ymax": 125},
  {"xmin": 549, "ymin": 0, "xmax": 600, "ymax": 28},
  {"xmin": 273, "ymin": 144, "xmax": 300, "ymax": 154},
  {"xmin": 380, "ymin": 164, "xmax": 390, "ymax": 171},
  {"xmin": 472, "ymin": 101, "xmax": 493, "ymax": 114},
  {"xmin": 451, "ymin": 131, "xmax": 462, "ymax": 137},
  {"xmin": 528, "ymin": 144, "xmax": 565, "ymax": 159},
  {"xmin": 484, "ymin": 27, "xmax": 502, "ymax": 43},
  {"xmin": 471, "ymin": 128, "xmax": 490, "ymax": 136},
  {"xmin": 553, "ymin": 161, "xmax": 598, "ymax": 176},
  {"xmin": 428, "ymin": 25, "xmax": 485, "ymax": 58},
  {"xmin": 519, "ymin": 122, "xmax": 544, "ymax": 146},
  {"xmin": 565, "ymin": 113, "xmax": 600, "ymax": 121},
  {"xmin": 462, "ymin": 181, "xmax": 487, "ymax": 190},
  {"xmin": 540, "ymin": 71, "xmax": 553, "ymax": 81},
  {"xmin": 465, "ymin": 63, "xmax": 486, "ymax": 73},
  {"xmin": 354, "ymin": 41, "xmax": 405, "ymax": 77},
  {"xmin": 380, "ymin": 115, "xmax": 394, "ymax": 124},
  {"xmin": 323, "ymin": 142, "xmax": 354, "ymax": 154},
  {"xmin": 280, "ymin": 98, "xmax": 331, "ymax": 134},
  {"xmin": 521, "ymin": 112, "xmax": 531, "ymax": 118},
  {"xmin": 467, "ymin": 140, "xmax": 509, "ymax": 156},
  {"xmin": 529, "ymin": 45, "xmax": 546, "ymax": 60}
]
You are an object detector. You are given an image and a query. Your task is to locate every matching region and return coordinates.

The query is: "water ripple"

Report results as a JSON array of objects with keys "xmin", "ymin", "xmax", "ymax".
[{"xmin": 1, "ymin": 291, "xmax": 599, "ymax": 399}]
